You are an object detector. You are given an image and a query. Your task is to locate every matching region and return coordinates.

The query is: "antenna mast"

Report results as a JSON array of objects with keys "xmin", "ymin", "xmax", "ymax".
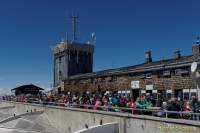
[
  {"xmin": 70, "ymin": 12, "xmax": 79, "ymax": 41},
  {"xmin": 197, "ymin": 36, "xmax": 200, "ymax": 44}
]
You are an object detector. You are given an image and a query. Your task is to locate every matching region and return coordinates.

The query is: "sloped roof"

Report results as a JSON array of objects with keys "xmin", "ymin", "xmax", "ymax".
[
  {"xmin": 67, "ymin": 54, "xmax": 200, "ymax": 80},
  {"xmin": 11, "ymin": 84, "xmax": 44, "ymax": 91}
]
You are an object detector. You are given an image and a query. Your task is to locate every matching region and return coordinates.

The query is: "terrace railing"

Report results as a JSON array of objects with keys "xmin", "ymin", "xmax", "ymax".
[{"xmin": 8, "ymin": 100, "xmax": 200, "ymax": 121}]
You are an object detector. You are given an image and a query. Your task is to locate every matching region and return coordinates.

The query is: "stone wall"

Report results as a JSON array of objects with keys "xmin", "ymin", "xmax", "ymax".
[{"xmin": 63, "ymin": 69, "xmax": 196, "ymax": 94}]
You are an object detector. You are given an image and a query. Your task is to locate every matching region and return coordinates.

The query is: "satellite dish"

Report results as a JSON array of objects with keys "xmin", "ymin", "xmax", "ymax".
[{"xmin": 191, "ymin": 62, "xmax": 198, "ymax": 73}]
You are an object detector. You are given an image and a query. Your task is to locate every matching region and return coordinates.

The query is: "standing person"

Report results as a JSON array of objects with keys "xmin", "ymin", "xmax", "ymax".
[
  {"xmin": 191, "ymin": 96, "xmax": 200, "ymax": 112},
  {"xmin": 127, "ymin": 98, "xmax": 137, "ymax": 114},
  {"xmin": 93, "ymin": 97, "xmax": 102, "ymax": 110},
  {"xmin": 135, "ymin": 97, "xmax": 146, "ymax": 109},
  {"xmin": 146, "ymin": 93, "xmax": 155, "ymax": 106},
  {"xmin": 191, "ymin": 96, "xmax": 200, "ymax": 120},
  {"xmin": 121, "ymin": 95, "xmax": 128, "ymax": 107},
  {"xmin": 90, "ymin": 94, "xmax": 96, "ymax": 105},
  {"xmin": 182, "ymin": 101, "xmax": 192, "ymax": 119},
  {"xmin": 102, "ymin": 95, "xmax": 109, "ymax": 110},
  {"xmin": 157, "ymin": 101, "xmax": 168, "ymax": 117},
  {"xmin": 111, "ymin": 94, "xmax": 119, "ymax": 106},
  {"xmin": 183, "ymin": 101, "xmax": 192, "ymax": 112},
  {"xmin": 166, "ymin": 97, "xmax": 181, "ymax": 118}
]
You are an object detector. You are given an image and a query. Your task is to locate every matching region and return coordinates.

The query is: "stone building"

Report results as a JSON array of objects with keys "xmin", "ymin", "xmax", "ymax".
[
  {"xmin": 53, "ymin": 38, "xmax": 200, "ymax": 101},
  {"xmin": 53, "ymin": 40, "xmax": 94, "ymax": 93}
]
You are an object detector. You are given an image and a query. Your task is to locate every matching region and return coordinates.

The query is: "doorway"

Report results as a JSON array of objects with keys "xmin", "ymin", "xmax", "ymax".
[
  {"xmin": 57, "ymin": 87, "xmax": 61, "ymax": 94},
  {"xmin": 146, "ymin": 90, "xmax": 152, "ymax": 94},
  {"xmin": 132, "ymin": 89, "xmax": 140, "ymax": 101},
  {"xmin": 175, "ymin": 89, "xmax": 183, "ymax": 101}
]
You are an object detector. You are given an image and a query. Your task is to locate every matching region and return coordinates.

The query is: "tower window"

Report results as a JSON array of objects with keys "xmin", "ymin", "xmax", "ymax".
[
  {"xmin": 59, "ymin": 70, "xmax": 62, "ymax": 80},
  {"xmin": 59, "ymin": 57, "xmax": 62, "ymax": 63}
]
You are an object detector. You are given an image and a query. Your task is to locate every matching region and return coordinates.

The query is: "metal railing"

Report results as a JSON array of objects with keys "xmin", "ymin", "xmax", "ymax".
[{"xmin": 7, "ymin": 100, "xmax": 200, "ymax": 121}]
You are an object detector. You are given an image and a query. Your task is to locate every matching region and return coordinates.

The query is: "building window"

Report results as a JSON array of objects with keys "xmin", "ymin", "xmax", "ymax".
[
  {"xmin": 146, "ymin": 73, "xmax": 152, "ymax": 78},
  {"xmin": 59, "ymin": 57, "xmax": 62, "ymax": 63},
  {"xmin": 59, "ymin": 70, "xmax": 62, "ymax": 80},
  {"xmin": 175, "ymin": 69, "xmax": 189, "ymax": 76},
  {"xmin": 111, "ymin": 76, "xmax": 117, "ymax": 81},
  {"xmin": 163, "ymin": 70, "xmax": 171, "ymax": 76},
  {"xmin": 158, "ymin": 70, "xmax": 171, "ymax": 78}
]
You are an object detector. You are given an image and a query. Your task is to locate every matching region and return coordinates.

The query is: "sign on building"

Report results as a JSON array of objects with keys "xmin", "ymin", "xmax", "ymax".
[
  {"xmin": 166, "ymin": 89, "xmax": 172, "ymax": 93},
  {"xmin": 146, "ymin": 85, "xmax": 153, "ymax": 90},
  {"xmin": 190, "ymin": 89, "xmax": 197, "ymax": 93},
  {"xmin": 126, "ymin": 90, "xmax": 131, "ymax": 93},
  {"xmin": 152, "ymin": 90, "xmax": 157, "ymax": 93},
  {"xmin": 141, "ymin": 90, "xmax": 146, "ymax": 94},
  {"xmin": 118, "ymin": 91, "xmax": 122, "ymax": 94},
  {"xmin": 131, "ymin": 81, "xmax": 140, "ymax": 89},
  {"xmin": 183, "ymin": 89, "xmax": 189, "ymax": 93}
]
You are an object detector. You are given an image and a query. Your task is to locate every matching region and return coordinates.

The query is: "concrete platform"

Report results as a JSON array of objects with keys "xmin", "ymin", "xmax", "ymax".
[
  {"xmin": 1, "ymin": 101, "xmax": 200, "ymax": 133},
  {"xmin": 0, "ymin": 104, "xmax": 59, "ymax": 133}
]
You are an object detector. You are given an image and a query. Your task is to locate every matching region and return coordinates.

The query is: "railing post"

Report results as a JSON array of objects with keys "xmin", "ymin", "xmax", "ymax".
[{"xmin": 165, "ymin": 111, "xmax": 168, "ymax": 118}]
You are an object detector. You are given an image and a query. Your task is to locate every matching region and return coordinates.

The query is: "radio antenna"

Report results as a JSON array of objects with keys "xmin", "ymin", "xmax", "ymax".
[{"xmin": 70, "ymin": 12, "xmax": 79, "ymax": 41}]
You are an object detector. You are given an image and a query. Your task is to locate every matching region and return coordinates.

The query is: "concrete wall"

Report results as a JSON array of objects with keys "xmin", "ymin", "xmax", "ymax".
[
  {"xmin": 1, "ymin": 101, "xmax": 200, "ymax": 133},
  {"xmin": 74, "ymin": 123, "xmax": 119, "ymax": 133}
]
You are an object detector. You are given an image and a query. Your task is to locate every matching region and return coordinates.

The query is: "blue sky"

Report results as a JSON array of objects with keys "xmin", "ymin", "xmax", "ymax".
[{"xmin": 0, "ymin": 0, "xmax": 200, "ymax": 91}]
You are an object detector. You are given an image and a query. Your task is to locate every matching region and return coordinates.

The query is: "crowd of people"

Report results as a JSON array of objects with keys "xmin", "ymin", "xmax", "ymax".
[{"xmin": 2, "ymin": 92, "xmax": 200, "ymax": 120}]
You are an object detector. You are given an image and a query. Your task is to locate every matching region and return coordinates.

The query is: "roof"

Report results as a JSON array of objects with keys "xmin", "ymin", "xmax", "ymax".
[
  {"xmin": 53, "ymin": 42, "xmax": 94, "ymax": 54},
  {"xmin": 11, "ymin": 84, "xmax": 44, "ymax": 91},
  {"xmin": 67, "ymin": 54, "xmax": 200, "ymax": 80}
]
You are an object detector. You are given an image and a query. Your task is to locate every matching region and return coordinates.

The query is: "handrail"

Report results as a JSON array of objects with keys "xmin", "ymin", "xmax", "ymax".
[
  {"xmin": 3, "ymin": 100, "xmax": 200, "ymax": 121},
  {"xmin": 30, "ymin": 101, "xmax": 200, "ymax": 119}
]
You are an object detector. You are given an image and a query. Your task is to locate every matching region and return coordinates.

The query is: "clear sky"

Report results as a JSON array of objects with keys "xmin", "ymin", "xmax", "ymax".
[{"xmin": 0, "ymin": 0, "xmax": 200, "ymax": 92}]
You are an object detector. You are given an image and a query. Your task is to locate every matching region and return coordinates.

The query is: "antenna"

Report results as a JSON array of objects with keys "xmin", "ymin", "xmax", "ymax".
[
  {"xmin": 70, "ymin": 12, "xmax": 79, "ymax": 41},
  {"xmin": 91, "ymin": 32, "xmax": 96, "ymax": 45},
  {"xmin": 197, "ymin": 36, "xmax": 200, "ymax": 44}
]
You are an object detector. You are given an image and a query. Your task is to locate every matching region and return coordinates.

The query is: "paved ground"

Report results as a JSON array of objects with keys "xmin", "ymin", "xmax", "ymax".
[
  {"xmin": 0, "ymin": 128, "xmax": 41, "ymax": 133},
  {"xmin": 0, "ymin": 110, "xmax": 12, "ymax": 121},
  {"xmin": 0, "ymin": 107, "xmax": 58, "ymax": 133}
]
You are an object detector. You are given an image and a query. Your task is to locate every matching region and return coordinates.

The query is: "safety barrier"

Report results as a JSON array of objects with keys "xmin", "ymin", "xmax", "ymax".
[{"xmin": 4, "ymin": 100, "xmax": 200, "ymax": 121}]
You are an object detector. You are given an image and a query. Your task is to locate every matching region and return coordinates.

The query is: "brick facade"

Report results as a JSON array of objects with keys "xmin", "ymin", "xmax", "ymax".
[{"xmin": 63, "ymin": 69, "xmax": 196, "ymax": 94}]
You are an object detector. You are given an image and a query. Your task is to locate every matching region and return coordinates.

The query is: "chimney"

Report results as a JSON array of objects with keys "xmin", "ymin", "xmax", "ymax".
[
  {"xmin": 145, "ymin": 51, "xmax": 152, "ymax": 63},
  {"xmin": 174, "ymin": 49, "xmax": 181, "ymax": 59},
  {"xmin": 192, "ymin": 36, "xmax": 200, "ymax": 56}
]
